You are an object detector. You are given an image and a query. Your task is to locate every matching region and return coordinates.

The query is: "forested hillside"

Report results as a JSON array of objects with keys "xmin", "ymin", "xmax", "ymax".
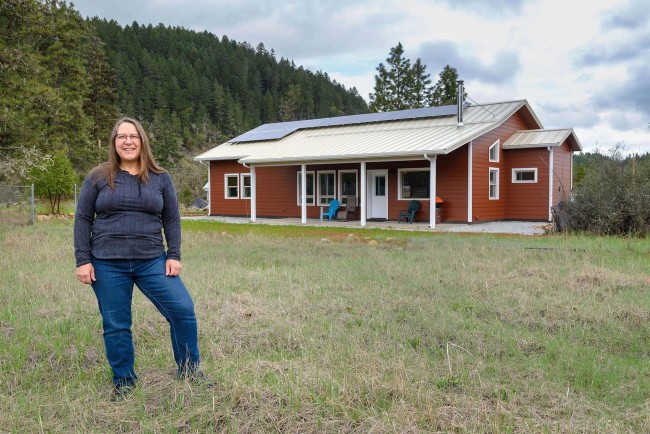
[
  {"xmin": 89, "ymin": 18, "xmax": 368, "ymax": 157},
  {"xmin": 1, "ymin": 0, "xmax": 368, "ymax": 203}
]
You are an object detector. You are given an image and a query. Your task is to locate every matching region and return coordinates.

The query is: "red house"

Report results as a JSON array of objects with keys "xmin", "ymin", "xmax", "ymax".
[{"xmin": 195, "ymin": 84, "xmax": 582, "ymax": 228}]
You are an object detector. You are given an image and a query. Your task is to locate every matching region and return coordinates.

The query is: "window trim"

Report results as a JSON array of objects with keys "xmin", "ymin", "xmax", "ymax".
[
  {"xmin": 489, "ymin": 167, "xmax": 499, "ymax": 200},
  {"xmin": 511, "ymin": 168, "xmax": 538, "ymax": 183},
  {"xmin": 398, "ymin": 168, "xmax": 430, "ymax": 200},
  {"xmin": 240, "ymin": 173, "xmax": 251, "ymax": 199},
  {"xmin": 296, "ymin": 170, "xmax": 315, "ymax": 206},
  {"xmin": 224, "ymin": 173, "xmax": 239, "ymax": 199},
  {"xmin": 338, "ymin": 169, "xmax": 358, "ymax": 206},
  {"xmin": 317, "ymin": 170, "xmax": 336, "ymax": 206},
  {"xmin": 489, "ymin": 139, "xmax": 500, "ymax": 163}
]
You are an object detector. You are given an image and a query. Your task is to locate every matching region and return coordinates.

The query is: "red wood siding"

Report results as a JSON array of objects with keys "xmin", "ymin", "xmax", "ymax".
[
  {"xmin": 437, "ymin": 146, "xmax": 468, "ymax": 222},
  {"xmin": 552, "ymin": 141, "xmax": 573, "ymax": 206},
  {"xmin": 211, "ymin": 161, "xmax": 363, "ymax": 219},
  {"xmin": 503, "ymin": 148, "xmax": 550, "ymax": 220},
  {"xmin": 471, "ymin": 111, "xmax": 530, "ymax": 221},
  {"xmin": 210, "ymin": 159, "xmax": 469, "ymax": 222}
]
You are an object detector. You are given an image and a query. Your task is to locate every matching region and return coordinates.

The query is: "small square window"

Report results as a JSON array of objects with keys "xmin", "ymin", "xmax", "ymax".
[{"xmin": 225, "ymin": 174, "xmax": 239, "ymax": 199}]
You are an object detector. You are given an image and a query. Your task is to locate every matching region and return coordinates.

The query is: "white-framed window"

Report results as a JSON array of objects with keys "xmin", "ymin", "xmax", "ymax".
[
  {"xmin": 489, "ymin": 168, "xmax": 499, "ymax": 200},
  {"xmin": 240, "ymin": 173, "xmax": 251, "ymax": 198},
  {"xmin": 338, "ymin": 170, "xmax": 358, "ymax": 206},
  {"xmin": 225, "ymin": 174, "xmax": 239, "ymax": 199},
  {"xmin": 296, "ymin": 171, "xmax": 315, "ymax": 206},
  {"xmin": 318, "ymin": 170, "xmax": 336, "ymax": 205},
  {"xmin": 398, "ymin": 168, "xmax": 429, "ymax": 200},
  {"xmin": 489, "ymin": 139, "xmax": 500, "ymax": 162},
  {"xmin": 512, "ymin": 168, "xmax": 538, "ymax": 183}
]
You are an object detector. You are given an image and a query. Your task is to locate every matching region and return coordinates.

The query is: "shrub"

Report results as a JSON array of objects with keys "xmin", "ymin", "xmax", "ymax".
[
  {"xmin": 560, "ymin": 145, "xmax": 650, "ymax": 236},
  {"xmin": 30, "ymin": 151, "xmax": 77, "ymax": 214}
]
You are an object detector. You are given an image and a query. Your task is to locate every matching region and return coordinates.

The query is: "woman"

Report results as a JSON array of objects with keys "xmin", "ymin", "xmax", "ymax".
[{"xmin": 74, "ymin": 117, "xmax": 211, "ymax": 399}]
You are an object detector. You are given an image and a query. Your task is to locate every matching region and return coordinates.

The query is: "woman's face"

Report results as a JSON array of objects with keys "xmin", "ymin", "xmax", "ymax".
[{"xmin": 115, "ymin": 122, "xmax": 142, "ymax": 164}]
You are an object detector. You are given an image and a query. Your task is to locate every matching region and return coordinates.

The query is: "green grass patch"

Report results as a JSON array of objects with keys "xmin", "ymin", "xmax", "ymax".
[{"xmin": 0, "ymin": 220, "xmax": 648, "ymax": 432}]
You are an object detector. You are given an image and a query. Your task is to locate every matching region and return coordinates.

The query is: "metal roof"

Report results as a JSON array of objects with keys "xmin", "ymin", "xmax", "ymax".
[
  {"xmin": 229, "ymin": 104, "xmax": 461, "ymax": 143},
  {"xmin": 195, "ymin": 100, "xmax": 545, "ymax": 164},
  {"xmin": 502, "ymin": 128, "xmax": 582, "ymax": 151}
]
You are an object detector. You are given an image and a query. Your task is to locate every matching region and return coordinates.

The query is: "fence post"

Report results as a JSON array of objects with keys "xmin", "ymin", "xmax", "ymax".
[
  {"xmin": 31, "ymin": 183, "xmax": 35, "ymax": 226},
  {"xmin": 74, "ymin": 183, "xmax": 77, "ymax": 211}
]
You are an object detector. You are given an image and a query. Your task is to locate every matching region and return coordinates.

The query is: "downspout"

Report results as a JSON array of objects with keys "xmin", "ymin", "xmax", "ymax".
[
  {"xmin": 424, "ymin": 154, "xmax": 437, "ymax": 229},
  {"xmin": 548, "ymin": 146, "xmax": 554, "ymax": 222},
  {"xmin": 240, "ymin": 161, "xmax": 256, "ymax": 221}
]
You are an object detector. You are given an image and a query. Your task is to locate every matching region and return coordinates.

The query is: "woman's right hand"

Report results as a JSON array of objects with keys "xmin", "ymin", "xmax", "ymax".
[{"xmin": 76, "ymin": 263, "xmax": 96, "ymax": 285}]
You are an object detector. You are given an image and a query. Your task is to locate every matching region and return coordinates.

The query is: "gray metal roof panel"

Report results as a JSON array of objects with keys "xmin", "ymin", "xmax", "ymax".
[
  {"xmin": 194, "ymin": 100, "xmax": 548, "ymax": 163},
  {"xmin": 502, "ymin": 128, "xmax": 582, "ymax": 151},
  {"xmin": 229, "ymin": 104, "xmax": 460, "ymax": 143}
]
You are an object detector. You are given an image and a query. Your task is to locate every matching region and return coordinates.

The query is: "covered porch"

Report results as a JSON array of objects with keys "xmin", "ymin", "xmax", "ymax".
[{"xmin": 246, "ymin": 157, "xmax": 442, "ymax": 229}]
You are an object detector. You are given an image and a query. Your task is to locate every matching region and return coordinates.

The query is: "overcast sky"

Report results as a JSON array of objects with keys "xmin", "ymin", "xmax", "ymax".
[{"xmin": 71, "ymin": 0, "xmax": 650, "ymax": 154}]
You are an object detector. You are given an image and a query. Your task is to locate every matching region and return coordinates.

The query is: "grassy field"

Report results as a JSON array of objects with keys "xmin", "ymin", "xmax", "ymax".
[{"xmin": 0, "ymin": 219, "xmax": 648, "ymax": 433}]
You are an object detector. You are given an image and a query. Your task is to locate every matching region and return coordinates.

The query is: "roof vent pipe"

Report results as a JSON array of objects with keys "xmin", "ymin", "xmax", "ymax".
[{"xmin": 457, "ymin": 80, "xmax": 464, "ymax": 127}]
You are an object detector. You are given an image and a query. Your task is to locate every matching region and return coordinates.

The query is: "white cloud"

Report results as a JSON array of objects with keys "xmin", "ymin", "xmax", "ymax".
[{"xmin": 71, "ymin": 0, "xmax": 650, "ymax": 154}]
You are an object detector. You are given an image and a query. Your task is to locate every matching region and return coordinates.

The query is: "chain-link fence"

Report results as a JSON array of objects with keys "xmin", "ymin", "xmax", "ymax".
[{"xmin": 0, "ymin": 185, "xmax": 35, "ymax": 226}]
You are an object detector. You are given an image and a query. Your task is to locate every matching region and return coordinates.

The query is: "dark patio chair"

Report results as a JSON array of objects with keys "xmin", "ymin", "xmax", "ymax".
[
  {"xmin": 342, "ymin": 195, "xmax": 357, "ymax": 221},
  {"xmin": 398, "ymin": 200, "xmax": 420, "ymax": 223}
]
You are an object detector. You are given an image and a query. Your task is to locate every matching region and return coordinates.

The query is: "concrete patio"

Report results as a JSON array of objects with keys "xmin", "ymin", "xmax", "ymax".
[{"xmin": 182, "ymin": 215, "xmax": 551, "ymax": 236}]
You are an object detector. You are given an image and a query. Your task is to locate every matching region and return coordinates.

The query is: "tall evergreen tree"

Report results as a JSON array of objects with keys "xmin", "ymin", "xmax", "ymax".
[
  {"xmin": 409, "ymin": 58, "xmax": 432, "ymax": 108},
  {"xmin": 369, "ymin": 43, "xmax": 435, "ymax": 112},
  {"xmin": 369, "ymin": 43, "xmax": 413, "ymax": 112},
  {"xmin": 431, "ymin": 65, "xmax": 465, "ymax": 106}
]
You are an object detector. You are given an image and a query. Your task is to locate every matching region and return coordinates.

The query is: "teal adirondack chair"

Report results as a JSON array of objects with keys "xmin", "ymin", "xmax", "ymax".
[
  {"xmin": 398, "ymin": 200, "xmax": 420, "ymax": 223},
  {"xmin": 321, "ymin": 199, "xmax": 340, "ymax": 221}
]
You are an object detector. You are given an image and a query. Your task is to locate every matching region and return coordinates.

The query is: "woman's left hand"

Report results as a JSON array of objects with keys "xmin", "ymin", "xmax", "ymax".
[{"xmin": 166, "ymin": 259, "xmax": 182, "ymax": 276}]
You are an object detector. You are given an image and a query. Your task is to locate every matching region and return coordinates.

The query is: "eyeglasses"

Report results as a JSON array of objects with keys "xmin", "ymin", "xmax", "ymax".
[{"xmin": 116, "ymin": 134, "xmax": 141, "ymax": 142}]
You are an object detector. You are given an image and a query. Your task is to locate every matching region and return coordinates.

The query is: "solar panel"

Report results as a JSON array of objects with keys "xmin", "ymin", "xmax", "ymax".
[{"xmin": 230, "ymin": 104, "xmax": 460, "ymax": 143}]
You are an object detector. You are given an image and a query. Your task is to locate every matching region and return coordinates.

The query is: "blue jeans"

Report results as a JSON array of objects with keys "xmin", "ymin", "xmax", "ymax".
[{"xmin": 91, "ymin": 253, "xmax": 200, "ymax": 385}]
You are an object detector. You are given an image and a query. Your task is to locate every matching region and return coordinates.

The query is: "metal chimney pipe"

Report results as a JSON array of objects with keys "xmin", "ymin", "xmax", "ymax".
[{"xmin": 457, "ymin": 80, "xmax": 464, "ymax": 126}]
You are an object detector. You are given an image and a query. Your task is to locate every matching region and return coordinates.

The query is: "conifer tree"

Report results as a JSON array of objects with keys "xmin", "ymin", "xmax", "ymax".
[
  {"xmin": 369, "ymin": 43, "xmax": 435, "ymax": 112},
  {"xmin": 431, "ymin": 65, "xmax": 465, "ymax": 106},
  {"xmin": 369, "ymin": 43, "xmax": 413, "ymax": 112},
  {"xmin": 409, "ymin": 59, "xmax": 432, "ymax": 108}
]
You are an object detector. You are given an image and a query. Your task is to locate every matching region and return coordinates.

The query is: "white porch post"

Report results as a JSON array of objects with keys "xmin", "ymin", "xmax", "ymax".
[
  {"xmin": 250, "ymin": 164, "xmax": 256, "ymax": 222},
  {"xmin": 430, "ymin": 155, "xmax": 437, "ymax": 229},
  {"xmin": 467, "ymin": 141, "xmax": 473, "ymax": 223},
  {"xmin": 360, "ymin": 161, "xmax": 367, "ymax": 226},
  {"xmin": 548, "ymin": 147, "xmax": 554, "ymax": 222},
  {"xmin": 207, "ymin": 162, "xmax": 211, "ymax": 215},
  {"xmin": 301, "ymin": 164, "xmax": 307, "ymax": 224}
]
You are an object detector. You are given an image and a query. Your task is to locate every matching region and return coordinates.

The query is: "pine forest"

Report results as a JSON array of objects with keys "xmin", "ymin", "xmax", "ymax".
[{"xmin": 0, "ymin": 0, "xmax": 368, "ymax": 202}]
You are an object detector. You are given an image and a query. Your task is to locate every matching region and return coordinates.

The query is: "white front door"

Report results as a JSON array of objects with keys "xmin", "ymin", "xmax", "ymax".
[{"xmin": 367, "ymin": 170, "xmax": 388, "ymax": 219}]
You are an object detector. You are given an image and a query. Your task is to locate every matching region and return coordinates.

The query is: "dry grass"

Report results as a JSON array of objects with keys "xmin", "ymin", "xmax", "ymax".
[{"xmin": 0, "ymin": 220, "xmax": 648, "ymax": 433}]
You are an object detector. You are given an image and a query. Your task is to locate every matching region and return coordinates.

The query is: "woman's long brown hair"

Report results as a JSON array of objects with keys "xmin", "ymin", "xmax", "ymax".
[{"xmin": 91, "ymin": 117, "xmax": 166, "ymax": 189}]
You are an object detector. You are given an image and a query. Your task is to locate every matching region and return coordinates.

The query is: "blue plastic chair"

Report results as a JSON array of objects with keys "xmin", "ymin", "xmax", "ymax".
[{"xmin": 321, "ymin": 199, "xmax": 340, "ymax": 221}]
